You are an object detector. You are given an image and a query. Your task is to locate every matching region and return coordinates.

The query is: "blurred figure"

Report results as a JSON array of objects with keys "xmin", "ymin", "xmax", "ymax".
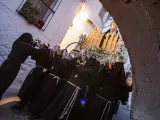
[
  {"xmin": 0, "ymin": 33, "xmax": 35, "ymax": 100},
  {"xmin": 53, "ymin": 45, "xmax": 60, "ymax": 52},
  {"xmin": 110, "ymin": 20, "xmax": 117, "ymax": 33},
  {"xmin": 14, "ymin": 42, "xmax": 53, "ymax": 112},
  {"xmin": 126, "ymin": 72, "xmax": 132, "ymax": 87},
  {"xmin": 126, "ymin": 71, "xmax": 133, "ymax": 108}
]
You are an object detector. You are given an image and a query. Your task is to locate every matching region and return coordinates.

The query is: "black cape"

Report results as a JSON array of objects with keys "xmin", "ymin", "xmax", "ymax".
[
  {"xmin": 0, "ymin": 40, "xmax": 37, "ymax": 97},
  {"xmin": 17, "ymin": 48, "xmax": 54, "ymax": 107}
]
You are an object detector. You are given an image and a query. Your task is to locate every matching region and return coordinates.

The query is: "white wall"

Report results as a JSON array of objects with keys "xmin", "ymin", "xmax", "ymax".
[
  {"xmin": 0, "ymin": 0, "xmax": 80, "ymax": 91},
  {"xmin": 60, "ymin": 0, "xmax": 104, "ymax": 52}
]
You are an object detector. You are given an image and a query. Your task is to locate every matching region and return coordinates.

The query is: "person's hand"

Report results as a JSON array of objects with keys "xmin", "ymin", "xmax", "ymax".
[{"xmin": 126, "ymin": 78, "xmax": 132, "ymax": 87}]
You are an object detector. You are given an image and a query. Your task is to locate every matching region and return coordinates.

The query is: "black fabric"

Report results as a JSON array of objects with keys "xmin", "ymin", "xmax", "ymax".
[
  {"xmin": 44, "ymin": 83, "xmax": 77, "ymax": 120},
  {"xmin": 51, "ymin": 55, "xmax": 68, "ymax": 79},
  {"xmin": 18, "ymin": 48, "xmax": 53, "ymax": 96},
  {"xmin": 44, "ymin": 69, "xmax": 89, "ymax": 120},
  {"xmin": 113, "ymin": 101, "xmax": 120, "ymax": 115},
  {"xmin": 66, "ymin": 81, "xmax": 95, "ymax": 120},
  {"xmin": 29, "ymin": 57, "xmax": 78, "ymax": 117},
  {"xmin": 0, "ymin": 33, "xmax": 37, "ymax": 96},
  {"xmin": 18, "ymin": 69, "xmax": 35, "ymax": 98},
  {"xmin": 0, "ymin": 59, "xmax": 22, "ymax": 96},
  {"xmin": 119, "ymin": 85, "xmax": 132, "ymax": 105},
  {"xmin": 83, "ymin": 94, "xmax": 114, "ymax": 120},
  {"xmin": 95, "ymin": 62, "xmax": 126, "ymax": 101},
  {"xmin": 17, "ymin": 67, "xmax": 47, "ymax": 109},
  {"xmin": 31, "ymin": 75, "xmax": 67, "ymax": 117},
  {"xmin": 87, "ymin": 62, "xmax": 126, "ymax": 119},
  {"xmin": 17, "ymin": 47, "xmax": 54, "ymax": 106},
  {"xmin": 31, "ymin": 48, "xmax": 54, "ymax": 69},
  {"xmin": 50, "ymin": 57, "xmax": 80, "ymax": 80},
  {"xmin": 30, "ymin": 48, "xmax": 54, "ymax": 102},
  {"xmin": 65, "ymin": 88, "xmax": 89, "ymax": 120},
  {"xmin": 65, "ymin": 58, "xmax": 80, "ymax": 79},
  {"xmin": 78, "ymin": 57, "xmax": 100, "ymax": 87},
  {"xmin": 119, "ymin": 68, "xmax": 132, "ymax": 104},
  {"xmin": 48, "ymin": 58, "xmax": 101, "ymax": 120},
  {"xmin": 13, "ymin": 33, "xmax": 33, "ymax": 45}
]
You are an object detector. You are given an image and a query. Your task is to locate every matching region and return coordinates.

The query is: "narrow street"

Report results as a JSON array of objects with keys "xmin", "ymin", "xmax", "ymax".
[{"xmin": 0, "ymin": 88, "xmax": 130, "ymax": 120}]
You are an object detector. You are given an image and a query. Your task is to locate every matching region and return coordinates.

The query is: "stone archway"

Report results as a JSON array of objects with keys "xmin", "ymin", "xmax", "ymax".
[{"xmin": 100, "ymin": 0, "xmax": 160, "ymax": 120}]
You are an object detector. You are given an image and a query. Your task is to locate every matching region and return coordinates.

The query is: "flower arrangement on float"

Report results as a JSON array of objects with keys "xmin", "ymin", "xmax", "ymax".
[{"xmin": 73, "ymin": 26, "xmax": 129, "ymax": 65}]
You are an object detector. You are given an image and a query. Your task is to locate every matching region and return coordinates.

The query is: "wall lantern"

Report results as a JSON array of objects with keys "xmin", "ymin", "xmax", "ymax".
[
  {"xmin": 78, "ymin": 11, "xmax": 95, "ymax": 28},
  {"xmin": 73, "ymin": 17, "xmax": 82, "ymax": 26},
  {"xmin": 78, "ymin": 11, "xmax": 89, "ymax": 22}
]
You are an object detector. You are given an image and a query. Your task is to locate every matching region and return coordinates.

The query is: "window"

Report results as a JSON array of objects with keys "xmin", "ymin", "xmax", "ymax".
[{"xmin": 17, "ymin": 0, "xmax": 62, "ymax": 30}]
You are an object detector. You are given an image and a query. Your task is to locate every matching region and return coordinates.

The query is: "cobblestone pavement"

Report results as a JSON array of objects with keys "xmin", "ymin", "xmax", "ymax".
[{"xmin": 0, "ymin": 89, "xmax": 130, "ymax": 120}]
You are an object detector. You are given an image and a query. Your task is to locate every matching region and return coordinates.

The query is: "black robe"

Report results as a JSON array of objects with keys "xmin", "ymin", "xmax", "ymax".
[
  {"xmin": 29, "ymin": 57, "xmax": 70, "ymax": 117},
  {"xmin": 17, "ymin": 48, "xmax": 54, "ymax": 108},
  {"xmin": 83, "ymin": 62, "xmax": 126, "ymax": 120},
  {"xmin": 119, "ymin": 73, "xmax": 132, "ymax": 105},
  {"xmin": 51, "ymin": 55, "xmax": 69, "ymax": 79},
  {"xmin": 78, "ymin": 57, "xmax": 100, "ymax": 87},
  {"xmin": 43, "ymin": 71, "xmax": 90, "ymax": 120},
  {"xmin": 17, "ymin": 48, "xmax": 53, "ymax": 98},
  {"xmin": 43, "ymin": 58, "xmax": 100, "ymax": 120},
  {"xmin": 30, "ymin": 75, "xmax": 67, "ymax": 118},
  {"xmin": 96, "ymin": 62, "xmax": 126, "ymax": 101},
  {"xmin": 0, "ymin": 33, "xmax": 36, "ymax": 98}
]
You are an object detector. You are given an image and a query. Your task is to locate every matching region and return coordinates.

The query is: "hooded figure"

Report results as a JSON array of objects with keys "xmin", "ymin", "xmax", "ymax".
[
  {"xmin": 0, "ymin": 33, "xmax": 36, "ymax": 99},
  {"xmin": 14, "ymin": 42, "xmax": 54, "ymax": 111}
]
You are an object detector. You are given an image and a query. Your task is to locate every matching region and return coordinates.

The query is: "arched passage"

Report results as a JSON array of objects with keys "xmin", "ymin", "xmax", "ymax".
[{"xmin": 100, "ymin": 0, "xmax": 160, "ymax": 120}]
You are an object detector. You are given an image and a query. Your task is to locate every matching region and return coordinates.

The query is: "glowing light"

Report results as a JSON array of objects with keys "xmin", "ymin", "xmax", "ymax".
[
  {"xmin": 73, "ymin": 17, "xmax": 81, "ymax": 26},
  {"xmin": 78, "ymin": 11, "xmax": 89, "ymax": 22},
  {"xmin": 80, "ymin": 98, "xmax": 87, "ymax": 105}
]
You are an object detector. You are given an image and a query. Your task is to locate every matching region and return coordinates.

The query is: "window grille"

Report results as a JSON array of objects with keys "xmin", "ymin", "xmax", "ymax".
[{"xmin": 17, "ymin": 0, "xmax": 62, "ymax": 30}]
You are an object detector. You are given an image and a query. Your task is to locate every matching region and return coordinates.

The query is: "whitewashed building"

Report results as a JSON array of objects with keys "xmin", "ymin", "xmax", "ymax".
[{"xmin": 0, "ymin": 0, "xmax": 108, "ymax": 91}]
